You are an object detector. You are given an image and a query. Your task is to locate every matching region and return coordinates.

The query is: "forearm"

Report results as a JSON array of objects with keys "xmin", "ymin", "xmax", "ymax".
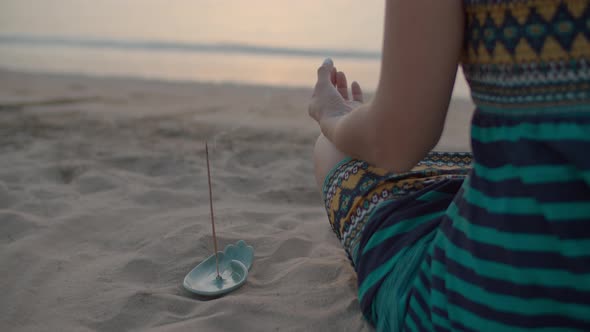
[
  {"xmin": 319, "ymin": 103, "xmax": 375, "ymax": 163},
  {"xmin": 319, "ymin": 101, "xmax": 438, "ymax": 172},
  {"xmin": 317, "ymin": 0, "xmax": 463, "ymax": 172}
]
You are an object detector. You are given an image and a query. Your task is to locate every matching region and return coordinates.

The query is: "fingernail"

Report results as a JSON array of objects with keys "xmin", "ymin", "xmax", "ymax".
[{"xmin": 323, "ymin": 58, "xmax": 333, "ymax": 66}]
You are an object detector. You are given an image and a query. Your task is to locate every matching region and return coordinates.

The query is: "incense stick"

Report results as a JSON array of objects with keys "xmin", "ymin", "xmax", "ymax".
[{"xmin": 205, "ymin": 141, "xmax": 221, "ymax": 279}]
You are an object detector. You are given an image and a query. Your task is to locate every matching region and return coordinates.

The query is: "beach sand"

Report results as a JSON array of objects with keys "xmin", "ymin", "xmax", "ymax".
[{"xmin": 0, "ymin": 69, "xmax": 473, "ymax": 331}]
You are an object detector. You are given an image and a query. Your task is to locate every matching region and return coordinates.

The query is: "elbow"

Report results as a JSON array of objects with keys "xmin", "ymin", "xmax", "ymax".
[
  {"xmin": 386, "ymin": 160, "xmax": 418, "ymax": 174},
  {"xmin": 371, "ymin": 148, "xmax": 420, "ymax": 173},
  {"xmin": 362, "ymin": 106, "xmax": 413, "ymax": 172},
  {"xmin": 363, "ymin": 99, "xmax": 446, "ymax": 173},
  {"xmin": 368, "ymin": 128, "xmax": 440, "ymax": 173}
]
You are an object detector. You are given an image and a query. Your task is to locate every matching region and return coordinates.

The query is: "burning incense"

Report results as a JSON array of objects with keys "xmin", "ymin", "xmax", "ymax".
[{"xmin": 205, "ymin": 141, "xmax": 221, "ymax": 279}]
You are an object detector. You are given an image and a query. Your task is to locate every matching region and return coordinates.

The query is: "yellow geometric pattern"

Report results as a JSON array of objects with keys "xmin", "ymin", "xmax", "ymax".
[
  {"xmin": 322, "ymin": 152, "xmax": 472, "ymax": 263},
  {"xmin": 462, "ymin": 0, "xmax": 590, "ymax": 65}
]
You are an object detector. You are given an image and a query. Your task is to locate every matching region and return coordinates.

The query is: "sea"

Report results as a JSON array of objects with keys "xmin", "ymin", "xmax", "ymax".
[{"xmin": 0, "ymin": 0, "xmax": 470, "ymax": 97}]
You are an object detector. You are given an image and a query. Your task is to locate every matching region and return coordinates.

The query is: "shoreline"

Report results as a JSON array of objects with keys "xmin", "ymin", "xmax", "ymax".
[{"xmin": 0, "ymin": 66, "xmax": 319, "ymax": 95}]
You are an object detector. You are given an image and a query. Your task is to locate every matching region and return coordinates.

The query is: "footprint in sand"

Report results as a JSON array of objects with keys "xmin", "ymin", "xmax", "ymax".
[
  {"xmin": 0, "ymin": 182, "xmax": 18, "ymax": 209},
  {"xmin": 39, "ymin": 162, "xmax": 88, "ymax": 184},
  {"xmin": 76, "ymin": 173, "xmax": 118, "ymax": 194},
  {"xmin": 102, "ymin": 155, "xmax": 186, "ymax": 178},
  {"xmin": 0, "ymin": 211, "xmax": 40, "ymax": 244}
]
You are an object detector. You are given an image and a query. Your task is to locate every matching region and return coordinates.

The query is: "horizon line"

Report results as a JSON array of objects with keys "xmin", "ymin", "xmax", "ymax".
[{"xmin": 0, "ymin": 34, "xmax": 382, "ymax": 61}]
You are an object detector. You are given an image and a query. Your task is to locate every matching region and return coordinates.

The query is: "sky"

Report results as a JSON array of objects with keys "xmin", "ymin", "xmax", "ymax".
[
  {"xmin": 0, "ymin": 1, "xmax": 470, "ymax": 96},
  {"xmin": 0, "ymin": 0, "xmax": 385, "ymax": 51}
]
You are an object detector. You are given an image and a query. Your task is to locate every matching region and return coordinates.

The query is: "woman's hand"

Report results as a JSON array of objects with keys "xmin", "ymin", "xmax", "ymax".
[{"xmin": 308, "ymin": 58, "xmax": 364, "ymax": 124}]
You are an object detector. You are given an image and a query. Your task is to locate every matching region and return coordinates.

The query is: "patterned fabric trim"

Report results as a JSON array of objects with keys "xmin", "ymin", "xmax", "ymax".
[
  {"xmin": 461, "ymin": 0, "xmax": 590, "ymax": 112},
  {"xmin": 322, "ymin": 152, "xmax": 472, "ymax": 264},
  {"xmin": 463, "ymin": 0, "xmax": 590, "ymax": 65}
]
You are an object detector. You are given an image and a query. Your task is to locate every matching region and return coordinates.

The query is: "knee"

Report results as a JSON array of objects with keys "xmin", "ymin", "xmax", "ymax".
[
  {"xmin": 313, "ymin": 134, "xmax": 347, "ymax": 190},
  {"xmin": 313, "ymin": 135, "xmax": 327, "ymax": 188},
  {"xmin": 313, "ymin": 134, "xmax": 327, "ymax": 164}
]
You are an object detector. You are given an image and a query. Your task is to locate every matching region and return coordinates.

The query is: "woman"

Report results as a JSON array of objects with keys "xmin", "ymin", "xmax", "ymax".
[{"xmin": 309, "ymin": 0, "xmax": 590, "ymax": 331}]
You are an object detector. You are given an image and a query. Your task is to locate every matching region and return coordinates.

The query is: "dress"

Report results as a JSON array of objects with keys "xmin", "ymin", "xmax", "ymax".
[{"xmin": 321, "ymin": 1, "xmax": 590, "ymax": 330}]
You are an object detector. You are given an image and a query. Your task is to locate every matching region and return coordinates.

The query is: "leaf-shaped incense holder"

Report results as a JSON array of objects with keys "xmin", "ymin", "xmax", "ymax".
[
  {"xmin": 183, "ymin": 240, "xmax": 254, "ymax": 296},
  {"xmin": 223, "ymin": 240, "xmax": 254, "ymax": 270}
]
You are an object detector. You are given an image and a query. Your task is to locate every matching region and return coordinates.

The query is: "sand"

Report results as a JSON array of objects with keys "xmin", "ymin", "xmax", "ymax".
[{"xmin": 0, "ymin": 69, "xmax": 473, "ymax": 331}]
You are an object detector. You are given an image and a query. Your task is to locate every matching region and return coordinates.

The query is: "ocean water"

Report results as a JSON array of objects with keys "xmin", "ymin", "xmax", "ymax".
[{"xmin": 0, "ymin": 0, "xmax": 470, "ymax": 97}]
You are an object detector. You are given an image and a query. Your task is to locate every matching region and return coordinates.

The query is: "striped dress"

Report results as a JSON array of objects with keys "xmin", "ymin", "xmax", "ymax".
[
  {"xmin": 405, "ymin": 0, "xmax": 590, "ymax": 330},
  {"xmin": 322, "ymin": 0, "xmax": 590, "ymax": 330}
]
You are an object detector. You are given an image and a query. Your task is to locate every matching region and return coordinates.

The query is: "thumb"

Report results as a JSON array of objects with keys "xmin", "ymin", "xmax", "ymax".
[{"xmin": 316, "ymin": 58, "xmax": 334, "ymax": 84}]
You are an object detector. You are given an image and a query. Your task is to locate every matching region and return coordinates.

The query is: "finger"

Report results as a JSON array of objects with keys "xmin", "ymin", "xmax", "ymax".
[
  {"xmin": 317, "ymin": 58, "xmax": 334, "ymax": 84},
  {"xmin": 336, "ymin": 71, "xmax": 349, "ymax": 99},
  {"xmin": 330, "ymin": 67, "xmax": 337, "ymax": 86},
  {"xmin": 351, "ymin": 81, "xmax": 363, "ymax": 102}
]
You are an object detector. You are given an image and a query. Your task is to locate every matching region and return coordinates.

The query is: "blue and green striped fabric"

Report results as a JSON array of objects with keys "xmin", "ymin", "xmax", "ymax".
[{"xmin": 355, "ymin": 0, "xmax": 590, "ymax": 330}]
